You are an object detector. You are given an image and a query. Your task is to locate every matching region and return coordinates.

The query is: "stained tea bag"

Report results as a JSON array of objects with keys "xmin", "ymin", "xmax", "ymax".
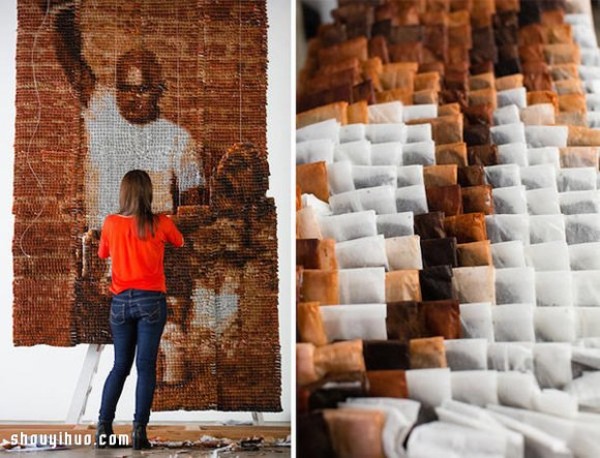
[
  {"xmin": 557, "ymin": 168, "xmax": 597, "ymax": 192},
  {"xmin": 520, "ymin": 165, "xmax": 557, "ymax": 190},
  {"xmin": 485, "ymin": 164, "xmax": 522, "ymax": 188},
  {"xmin": 410, "ymin": 337, "xmax": 448, "ymax": 369},
  {"xmin": 444, "ymin": 339, "xmax": 488, "ymax": 371},
  {"xmin": 492, "ymin": 185, "xmax": 528, "ymax": 214},
  {"xmin": 497, "ymin": 142, "xmax": 529, "ymax": 167},
  {"xmin": 366, "ymin": 123, "xmax": 406, "ymax": 144},
  {"xmin": 397, "ymin": 165, "xmax": 424, "ymax": 187},
  {"xmin": 460, "ymin": 302, "xmax": 494, "ymax": 342},
  {"xmin": 421, "ymin": 238, "xmax": 458, "ymax": 268},
  {"xmin": 313, "ymin": 340, "xmax": 366, "ymax": 379},
  {"xmin": 297, "ymin": 139, "xmax": 335, "ymax": 164},
  {"xmin": 339, "ymin": 268, "xmax": 386, "ymax": 305},
  {"xmin": 497, "ymin": 87, "xmax": 527, "ymax": 108},
  {"xmin": 414, "ymin": 211, "xmax": 446, "ymax": 240},
  {"xmin": 419, "ymin": 266, "xmax": 455, "ymax": 301},
  {"xmin": 319, "ymin": 210, "xmax": 377, "ymax": 242},
  {"xmin": 334, "ymin": 140, "xmax": 372, "ymax": 165},
  {"xmin": 569, "ymin": 242, "xmax": 600, "ymax": 270},
  {"xmin": 402, "ymin": 141, "xmax": 436, "ymax": 166},
  {"xmin": 368, "ymin": 101, "xmax": 404, "ymax": 124},
  {"xmin": 534, "ymin": 343, "xmax": 573, "ymax": 389},
  {"xmin": 452, "ymin": 266, "xmax": 496, "ymax": 304},
  {"xmin": 320, "ymin": 304, "xmax": 388, "ymax": 341},
  {"xmin": 301, "ymin": 269, "xmax": 339, "ymax": 305},
  {"xmin": 297, "ymin": 343, "xmax": 319, "ymax": 385},
  {"xmin": 352, "ymin": 165, "xmax": 398, "ymax": 189},
  {"xmin": 395, "ymin": 185, "xmax": 429, "ymax": 214},
  {"xmin": 403, "ymin": 104, "xmax": 438, "ymax": 122},
  {"xmin": 340, "ymin": 123, "xmax": 366, "ymax": 143},
  {"xmin": 444, "ymin": 213, "xmax": 488, "ymax": 243},
  {"xmin": 419, "ymin": 300, "xmax": 461, "ymax": 339},
  {"xmin": 493, "ymin": 104, "xmax": 521, "ymax": 125},
  {"xmin": 525, "ymin": 241, "xmax": 570, "ymax": 271},
  {"xmin": 336, "ymin": 235, "xmax": 389, "ymax": 270},
  {"xmin": 385, "ymin": 235, "xmax": 423, "ymax": 270},
  {"xmin": 496, "ymin": 267, "xmax": 536, "ymax": 305},
  {"xmin": 525, "ymin": 126, "xmax": 569, "ymax": 148},
  {"xmin": 526, "ymin": 188, "xmax": 561, "ymax": 215},
  {"xmin": 488, "ymin": 342, "xmax": 534, "ymax": 372},
  {"xmin": 456, "ymin": 240, "xmax": 492, "ymax": 267},
  {"xmin": 486, "ymin": 214, "xmax": 530, "ymax": 244},
  {"xmin": 322, "ymin": 408, "xmax": 386, "ymax": 458},
  {"xmin": 423, "ymin": 165, "xmax": 458, "ymax": 187},
  {"xmin": 451, "ymin": 370, "xmax": 499, "ymax": 407},
  {"xmin": 298, "ymin": 302, "xmax": 329, "ymax": 347},
  {"xmin": 559, "ymin": 190, "xmax": 600, "ymax": 215},
  {"xmin": 330, "ymin": 186, "xmax": 397, "ymax": 215},
  {"xmin": 406, "ymin": 368, "xmax": 452, "ymax": 408},
  {"xmin": 534, "ymin": 306, "xmax": 576, "ymax": 342},
  {"xmin": 436, "ymin": 142, "xmax": 468, "ymax": 167},
  {"xmin": 362, "ymin": 340, "xmax": 410, "ymax": 371},
  {"xmin": 297, "ymin": 239, "xmax": 337, "ymax": 270},
  {"xmin": 493, "ymin": 304, "xmax": 536, "ymax": 342},
  {"xmin": 520, "ymin": 104, "xmax": 556, "ymax": 125},
  {"xmin": 386, "ymin": 271, "xmax": 422, "ymax": 303},
  {"xmin": 426, "ymin": 185, "xmax": 463, "ymax": 216},
  {"xmin": 491, "ymin": 241, "xmax": 527, "ymax": 268},
  {"xmin": 297, "ymin": 119, "xmax": 341, "ymax": 144},
  {"xmin": 327, "ymin": 161, "xmax": 355, "ymax": 195},
  {"xmin": 366, "ymin": 370, "xmax": 409, "ymax": 399},
  {"xmin": 371, "ymin": 142, "xmax": 403, "ymax": 166},
  {"xmin": 529, "ymin": 215, "xmax": 565, "ymax": 244},
  {"xmin": 565, "ymin": 214, "xmax": 600, "ymax": 244}
]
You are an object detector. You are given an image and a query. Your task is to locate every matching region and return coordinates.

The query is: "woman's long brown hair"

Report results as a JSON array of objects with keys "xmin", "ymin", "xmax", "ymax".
[{"xmin": 118, "ymin": 170, "xmax": 157, "ymax": 239}]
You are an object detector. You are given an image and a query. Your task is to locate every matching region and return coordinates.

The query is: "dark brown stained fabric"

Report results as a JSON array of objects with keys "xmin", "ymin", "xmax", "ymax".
[
  {"xmin": 297, "ymin": 387, "xmax": 311, "ymax": 415},
  {"xmin": 389, "ymin": 25, "xmax": 424, "ymax": 44},
  {"xmin": 528, "ymin": 90, "xmax": 559, "ymax": 111},
  {"xmin": 353, "ymin": 80, "xmax": 376, "ymax": 104},
  {"xmin": 444, "ymin": 213, "xmax": 488, "ymax": 243},
  {"xmin": 423, "ymin": 164, "xmax": 458, "ymax": 187},
  {"xmin": 420, "ymin": 237, "xmax": 458, "ymax": 268},
  {"xmin": 458, "ymin": 165, "xmax": 486, "ymax": 187},
  {"xmin": 463, "ymin": 103, "xmax": 494, "ymax": 126},
  {"xmin": 470, "ymin": 60, "xmax": 495, "ymax": 75},
  {"xmin": 414, "ymin": 212, "xmax": 447, "ymax": 240},
  {"xmin": 332, "ymin": 4, "xmax": 375, "ymax": 39},
  {"xmin": 419, "ymin": 266, "xmax": 456, "ymax": 301},
  {"xmin": 297, "ymin": 413, "xmax": 337, "ymax": 458},
  {"xmin": 522, "ymin": 61, "xmax": 553, "ymax": 92},
  {"xmin": 419, "ymin": 300, "xmax": 462, "ymax": 339},
  {"xmin": 297, "ymin": 266, "xmax": 304, "ymax": 304},
  {"xmin": 462, "ymin": 184, "xmax": 494, "ymax": 214},
  {"xmin": 297, "ymin": 162, "xmax": 330, "ymax": 203},
  {"xmin": 494, "ymin": 11, "xmax": 519, "ymax": 46},
  {"xmin": 389, "ymin": 42, "xmax": 423, "ymax": 63},
  {"xmin": 467, "ymin": 144, "xmax": 498, "ymax": 166},
  {"xmin": 318, "ymin": 36, "xmax": 369, "ymax": 67},
  {"xmin": 426, "ymin": 185, "xmax": 463, "ymax": 216},
  {"xmin": 519, "ymin": 0, "xmax": 542, "ymax": 27},
  {"xmin": 369, "ymin": 36, "xmax": 390, "ymax": 64},
  {"xmin": 314, "ymin": 340, "xmax": 366, "ymax": 379},
  {"xmin": 308, "ymin": 379, "xmax": 368, "ymax": 411},
  {"xmin": 297, "ymin": 239, "xmax": 338, "ymax": 271},
  {"xmin": 470, "ymin": 27, "xmax": 498, "ymax": 64},
  {"xmin": 318, "ymin": 23, "xmax": 348, "ymax": 47},
  {"xmin": 464, "ymin": 124, "xmax": 491, "ymax": 146},
  {"xmin": 386, "ymin": 301, "xmax": 424, "ymax": 342},
  {"xmin": 366, "ymin": 370, "xmax": 409, "ymax": 398},
  {"xmin": 297, "ymin": 84, "xmax": 354, "ymax": 113},
  {"xmin": 363, "ymin": 340, "xmax": 410, "ymax": 371},
  {"xmin": 435, "ymin": 142, "xmax": 468, "ymax": 167},
  {"xmin": 305, "ymin": 68, "xmax": 361, "ymax": 95},
  {"xmin": 298, "ymin": 302, "xmax": 328, "ymax": 347},
  {"xmin": 457, "ymin": 240, "xmax": 493, "ymax": 266},
  {"xmin": 409, "ymin": 336, "xmax": 448, "ymax": 369},
  {"xmin": 324, "ymin": 409, "xmax": 386, "ymax": 458},
  {"xmin": 300, "ymin": 270, "xmax": 340, "ymax": 306}
]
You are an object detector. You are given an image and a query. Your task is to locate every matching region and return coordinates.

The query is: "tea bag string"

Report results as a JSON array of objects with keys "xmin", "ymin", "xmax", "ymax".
[{"xmin": 238, "ymin": 0, "xmax": 242, "ymax": 143}]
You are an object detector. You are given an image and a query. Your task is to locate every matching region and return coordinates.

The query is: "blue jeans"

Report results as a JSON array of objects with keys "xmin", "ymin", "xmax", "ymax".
[{"xmin": 98, "ymin": 289, "xmax": 167, "ymax": 425}]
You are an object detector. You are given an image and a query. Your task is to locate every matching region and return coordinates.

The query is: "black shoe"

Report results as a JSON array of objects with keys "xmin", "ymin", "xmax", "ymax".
[
  {"xmin": 95, "ymin": 421, "xmax": 114, "ymax": 449},
  {"xmin": 132, "ymin": 421, "xmax": 152, "ymax": 450}
]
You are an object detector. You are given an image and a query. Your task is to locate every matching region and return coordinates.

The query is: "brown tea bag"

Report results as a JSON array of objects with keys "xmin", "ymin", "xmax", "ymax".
[
  {"xmin": 555, "ymin": 112, "xmax": 587, "ymax": 127},
  {"xmin": 558, "ymin": 93, "xmax": 587, "ymax": 114},
  {"xmin": 419, "ymin": 60, "xmax": 446, "ymax": 76},
  {"xmin": 438, "ymin": 103, "xmax": 462, "ymax": 117},
  {"xmin": 298, "ymin": 302, "xmax": 329, "ymax": 347},
  {"xmin": 389, "ymin": 42, "xmax": 424, "ymax": 63},
  {"xmin": 408, "ymin": 114, "xmax": 462, "ymax": 145},
  {"xmin": 567, "ymin": 126, "xmax": 600, "ymax": 147},
  {"xmin": 426, "ymin": 185, "xmax": 463, "ymax": 216},
  {"xmin": 495, "ymin": 0, "xmax": 520, "ymax": 12},
  {"xmin": 321, "ymin": 57, "xmax": 361, "ymax": 77},
  {"xmin": 522, "ymin": 61, "xmax": 553, "ymax": 92},
  {"xmin": 420, "ymin": 237, "xmax": 458, "ymax": 267},
  {"xmin": 297, "ymin": 102, "xmax": 348, "ymax": 129},
  {"xmin": 444, "ymin": 213, "xmax": 488, "ymax": 243},
  {"xmin": 435, "ymin": 142, "xmax": 468, "ymax": 167},
  {"xmin": 362, "ymin": 57, "xmax": 384, "ymax": 92},
  {"xmin": 347, "ymin": 100, "xmax": 369, "ymax": 124},
  {"xmin": 419, "ymin": 299, "xmax": 462, "ymax": 339},
  {"xmin": 410, "ymin": 336, "xmax": 448, "ymax": 368},
  {"xmin": 363, "ymin": 340, "xmax": 410, "ymax": 370},
  {"xmin": 297, "ymin": 162, "xmax": 329, "ymax": 202},
  {"xmin": 423, "ymin": 165, "xmax": 458, "ymax": 187},
  {"xmin": 369, "ymin": 36, "xmax": 390, "ymax": 64},
  {"xmin": 456, "ymin": 240, "xmax": 493, "ymax": 266},
  {"xmin": 297, "ymin": 207, "xmax": 323, "ymax": 240},
  {"xmin": 413, "ymin": 89, "xmax": 439, "ymax": 105},
  {"xmin": 463, "ymin": 103, "xmax": 494, "ymax": 126},
  {"xmin": 323, "ymin": 409, "xmax": 386, "ymax": 458},
  {"xmin": 380, "ymin": 62, "xmax": 418, "ymax": 90},
  {"xmin": 414, "ymin": 72, "xmax": 441, "ymax": 91},
  {"xmin": 301, "ymin": 269, "xmax": 339, "ymax": 305},
  {"xmin": 297, "ymin": 343, "xmax": 319, "ymax": 386},
  {"xmin": 540, "ymin": 9, "xmax": 564, "ymax": 27},
  {"xmin": 305, "ymin": 68, "xmax": 361, "ymax": 95},
  {"xmin": 470, "ymin": 0, "xmax": 495, "ymax": 28},
  {"xmin": 527, "ymin": 90, "xmax": 559, "ymax": 112},
  {"xmin": 543, "ymin": 44, "xmax": 580, "ymax": 65},
  {"xmin": 495, "ymin": 73, "xmax": 524, "ymax": 91},
  {"xmin": 297, "ymin": 239, "xmax": 338, "ymax": 271},
  {"xmin": 559, "ymin": 147, "xmax": 599, "ymax": 169},
  {"xmin": 469, "ymin": 72, "xmax": 495, "ymax": 90},
  {"xmin": 546, "ymin": 24, "xmax": 573, "ymax": 45},
  {"xmin": 353, "ymin": 80, "xmax": 376, "ymax": 104},
  {"xmin": 375, "ymin": 88, "xmax": 413, "ymax": 105},
  {"xmin": 386, "ymin": 300, "xmax": 423, "ymax": 342},
  {"xmin": 462, "ymin": 185, "xmax": 494, "ymax": 214},
  {"xmin": 518, "ymin": 24, "xmax": 545, "ymax": 46},
  {"xmin": 458, "ymin": 165, "xmax": 486, "ymax": 187},
  {"xmin": 414, "ymin": 211, "xmax": 446, "ymax": 239},
  {"xmin": 468, "ymin": 88, "xmax": 497, "ymax": 111},
  {"xmin": 448, "ymin": 10, "xmax": 472, "ymax": 48},
  {"xmin": 296, "ymin": 185, "xmax": 302, "ymax": 212},
  {"xmin": 318, "ymin": 36, "xmax": 369, "ymax": 66},
  {"xmin": 463, "ymin": 125, "xmax": 491, "ymax": 147},
  {"xmin": 386, "ymin": 270, "xmax": 422, "ymax": 303},
  {"xmin": 419, "ymin": 266, "xmax": 455, "ymax": 301},
  {"xmin": 467, "ymin": 144, "xmax": 498, "ymax": 166},
  {"xmin": 549, "ymin": 63, "xmax": 578, "ymax": 81},
  {"xmin": 318, "ymin": 23, "xmax": 347, "ymax": 47},
  {"xmin": 366, "ymin": 370, "xmax": 409, "ymax": 398},
  {"xmin": 314, "ymin": 340, "xmax": 366, "ymax": 379}
]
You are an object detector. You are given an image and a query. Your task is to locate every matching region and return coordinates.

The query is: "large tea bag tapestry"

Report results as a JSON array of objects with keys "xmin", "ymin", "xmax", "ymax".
[{"xmin": 13, "ymin": 0, "xmax": 281, "ymax": 412}]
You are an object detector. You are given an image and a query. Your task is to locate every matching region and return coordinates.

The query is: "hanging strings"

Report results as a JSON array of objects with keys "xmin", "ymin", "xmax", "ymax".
[{"xmin": 238, "ymin": 0, "xmax": 242, "ymax": 144}]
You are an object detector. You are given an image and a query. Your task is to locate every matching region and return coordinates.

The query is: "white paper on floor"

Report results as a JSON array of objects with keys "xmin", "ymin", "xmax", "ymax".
[
  {"xmin": 338, "ymin": 268, "xmax": 386, "ymax": 304},
  {"xmin": 335, "ymin": 235, "xmax": 389, "ymax": 270},
  {"xmin": 460, "ymin": 302, "xmax": 495, "ymax": 342},
  {"xmin": 320, "ymin": 304, "xmax": 387, "ymax": 341},
  {"xmin": 493, "ymin": 304, "xmax": 536, "ymax": 342},
  {"xmin": 376, "ymin": 212, "xmax": 415, "ymax": 238},
  {"xmin": 297, "ymin": 138, "xmax": 335, "ymax": 164},
  {"xmin": 491, "ymin": 241, "xmax": 527, "ymax": 268}
]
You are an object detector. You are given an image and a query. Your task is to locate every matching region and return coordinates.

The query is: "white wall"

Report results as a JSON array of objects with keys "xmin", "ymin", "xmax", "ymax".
[{"xmin": 0, "ymin": 0, "xmax": 292, "ymax": 424}]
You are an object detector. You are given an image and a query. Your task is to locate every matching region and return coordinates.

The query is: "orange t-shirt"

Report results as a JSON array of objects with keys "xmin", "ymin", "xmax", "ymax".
[{"xmin": 98, "ymin": 213, "xmax": 184, "ymax": 294}]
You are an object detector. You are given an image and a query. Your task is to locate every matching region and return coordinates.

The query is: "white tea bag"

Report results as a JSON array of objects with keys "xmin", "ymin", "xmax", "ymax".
[
  {"xmin": 581, "ymin": 47, "xmax": 600, "ymax": 66},
  {"xmin": 578, "ymin": 307, "xmax": 600, "ymax": 338},
  {"xmin": 320, "ymin": 303, "xmax": 387, "ymax": 341},
  {"xmin": 565, "ymin": 371, "xmax": 600, "ymax": 410},
  {"xmin": 297, "ymin": 206, "xmax": 323, "ymax": 239},
  {"xmin": 336, "ymin": 235, "xmax": 389, "ymax": 270},
  {"xmin": 587, "ymin": 112, "xmax": 600, "ymax": 128},
  {"xmin": 526, "ymin": 188, "xmax": 561, "ymax": 215},
  {"xmin": 487, "ymin": 342, "xmax": 534, "ymax": 372},
  {"xmin": 525, "ymin": 126, "xmax": 568, "ymax": 148},
  {"xmin": 403, "ymin": 104, "xmax": 437, "ymax": 122},
  {"xmin": 559, "ymin": 190, "xmax": 600, "ymax": 215},
  {"xmin": 493, "ymin": 104, "xmax": 521, "ymax": 125},
  {"xmin": 498, "ymin": 142, "xmax": 528, "ymax": 167},
  {"xmin": 529, "ymin": 215, "xmax": 566, "ymax": 244},
  {"xmin": 497, "ymin": 371, "xmax": 539, "ymax": 409},
  {"xmin": 571, "ymin": 270, "xmax": 600, "ymax": 307},
  {"xmin": 493, "ymin": 304, "xmax": 536, "ymax": 342},
  {"xmin": 371, "ymin": 142, "xmax": 403, "ymax": 166},
  {"xmin": 376, "ymin": 212, "xmax": 414, "ymax": 238},
  {"xmin": 452, "ymin": 266, "xmax": 496, "ymax": 304},
  {"xmin": 327, "ymin": 160, "xmax": 355, "ymax": 195},
  {"xmin": 401, "ymin": 140, "xmax": 435, "ymax": 165},
  {"xmin": 451, "ymin": 370, "xmax": 499, "ymax": 407},
  {"xmin": 366, "ymin": 123, "xmax": 406, "ymax": 144},
  {"xmin": 495, "ymin": 267, "xmax": 536, "ymax": 305},
  {"xmin": 352, "ymin": 165, "xmax": 398, "ymax": 189},
  {"xmin": 533, "ymin": 343, "xmax": 573, "ymax": 389},
  {"xmin": 565, "ymin": 214, "xmax": 600, "ymax": 244},
  {"xmin": 302, "ymin": 194, "xmax": 332, "ymax": 216},
  {"xmin": 569, "ymin": 242, "xmax": 600, "ymax": 270},
  {"xmin": 296, "ymin": 118, "xmax": 340, "ymax": 144},
  {"xmin": 338, "ymin": 267, "xmax": 386, "ymax": 304},
  {"xmin": 406, "ymin": 368, "xmax": 452, "ymax": 408},
  {"xmin": 497, "ymin": 87, "xmax": 527, "ymax": 109},
  {"xmin": 385, "ymin": 235, "xmax": 423, "ymax": 270},
  {"xmin": 534, "ymin": 271, "xmax": 573, "ymax": 308},
  {"xmin": 395, "ymin": 185, "xmax": 428, "ymax": 214},
  {"xmin": 491, "ymin": 122, "xmax": 526, "ymax": 145},
  {"xmin": 405, "ymin": 123, "xmax": 432, "ymax": 143},
  {"xmin": 491, "ymin": 241, "xmax": 527, "ymax": 268},
  {"xmin": 334, "ymin": 140, "xmax": 371, "ymax": 165},
  {"xmin": 319, "ymin": 210, "xmax": 378, "ymax": 242},
  {"xmin": 330, "ymin": 185, "xmax": 397, "ymax": 215},
  {"xmin": 520, "ymin": 104, "xmax": 555, "ymax": 126},
  {"xmin": 534, "ymin": 306, "xmax": 577, "ymax": 342},
  {"xmin": 397, "ymin": 165, "xmax": 424, "ymax": 187},
  {"xmin": 520, "ymin": 165, "xmax": 557, "ymax": 190},
  {"xmin": 340, "ymin": 123, "xmax": 366, "ymax": 143},
  {"xmin": 492, "ymin": 186, "xmax": 528, "ymax": 214},
  {"xmin": 486, "ymin": 214, "xmax": 531, "ymax": 245},
  {"xmin": 297, "ymin": 138, "xmax": 335, "ymax": 164},
  {"xmin": 557, "ymin": 168, "xmax": 597, "ymax": 193},
  {"xmin": 485, "ymin": 164, "xmax": 522, "ymax": 188},
  {"xmin": 572, "ymin": 23, "xmax": 598, "ymax": 48},
  {"xmin": 527, "ymin": 147, "xmax": 561, "ymax": 168},
  {"xmin": 368, "ymin": 101, "xmax": 404, "ymax": 124},
  {"xmin": 460, "ymin": 302, "xmax": 495, "ymax": 342},
  {"xmin": 525, "ymin": 241, "xmax": 570, "ymax": 271},
  {"xmin": 586, "ymin": 93, "xmax": 600, "ymax": 112},
  {"xmin": 444, "ymin": 339, "xmax": 488, "ymax": 371}
]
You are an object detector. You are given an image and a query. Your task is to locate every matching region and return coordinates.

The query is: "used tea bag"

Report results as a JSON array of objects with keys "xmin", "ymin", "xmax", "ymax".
[
  {"xmin": 487, "ymin": 342, "xmax": 534, "ymax": 372},
  {"xmin": 386, "ymin": 300, "xmax": 423, "ymax": 342},
  {"xmin": 426, "ymin": 185, "xmax": 463, "ymax": 216},
  {"xmin": 297, "ymin": 119, "xmax": 341, "ymax": 144},
  {"xmin": 529, "ymin": 215, "xmax": 565, "ymax": 244},
  {"xmin": 322, "ymin": 408, "xmax": 386, "ymax": 458},
  {"xmin": 452, "ymin": 266, "xmax": 496, "ymax": 304},
  {"xmin": 534, "ymin": 306, "xmax": 577, "ymax": 342},
  {"xmin": 559, "ymin": 190, "xmax": 600, "ymax": 215},
  {"xmin": 362, "ymin": 340, "xmax": 410, "ymax": 371},
  {"xmin": 327, "ymin": 161, "xmax": 355, "ymax": 195},
  {"xmin": 435, "ymin": 142, "xmax": 468, "ymax": 167},
  {"xmin": 298, "ymin": 302, "xmax": 329, "ymax": 347},
  {"xmin": 527, "ymin": 188, "xmax": 561, "ymax": 215},
  {"xmin": 497, "ymin": 87, "xmax": 527, "ymax": 108},
  {"xmin": 419, "ymin": 300, "xmax": 462, "ymax": 339},
  {"xmin": 444, "ymin": 339, "xmax": 488, "ymax": 371},
  {"xmin": 419, "ymin": 266, "xmax": 455, "ymax": 301},
  {"xmin": 410, "ymin": 337, "xmax": 448, "ymax": 369},
  {"xmin": 485, "ymin": 164, "xmax": 522, "ymax": 188},
  {"xmin": 320, "ymin": 304, "xmax": 388, "ymax": 341},
  {"xmin": 460, "ymin": 302, "xmax": 495, "ymax": 342},
  {"xmin": 371, "ymin": 142, "xmax": 403, "ymax": 166},
  {"xmin": 368, "ymin": 101, "xmax": 404, "ymax": 124},
  {"xmin": 534, "ymin": 343, "xmax": 573, "ymax": 389},
  {"xmin": 403, "ymin": 104, "xmax": 438, "ymax": 122},
  {"xmin": 493, "ymin": 104, "xmax": 521, "ymax": 125},
  {"xmin": 467, "ymin": 144, "xmax": 498, "ymax": 167},
  {"xmin": 557, "ymin": 168, "xmax": 597, "ymax": 192},
  {"xmin": 405, "ymin": 124, "xmax": 433, "ymax": 143},
  {"xmin": 297, "ymin": 139, "xmax": 336, "ymax": 164},
  {"xmin": 297, "ymin": 239, "xmax": 337, "ymax": 270},
  {"xmin": 386, "ymin": 271, "xmax": 422, "ymax": 303},
  {"xmin": 520, "ymin": 164, "xmax": 557, "ymax": 190},
  {"xmin": 376, "ymin": 212, "xmax": 414, "ymax": 238},
  {"xmin": 313, "ymin": 339, "xmax": 366, "ymax": 379},
  {"xmin": 491, "ymin": 122, "xmax": 526, "ymax": 145},
  {"xmin": 497, "ymin": 142, "xmax": 529, "ymax": 167},
  {"xmin": 336, "ymin": 235, "xmax": 389, "ymax": 270},
  {"xmin": 297, "ymin": 343, "xmax": 319, "ymax": 385},
  {"xmin": 397, "ymin": 165, "xmax": 424, "ymax": 187},
  {"xmin": 423, "ymin": 165, "xmax": 458, "ymax": 187},
  {"xmin": 421, "ymin": 238, "xmax": 458, "ymax": 268},
  {"xmin": 297, "ymin": 206, "xmax": 324, "ymax": 239},
  {"xmin": 340, "ymin": 123, "xmax": 366, "ymax": 143},
  {"xmin": 445, "ymin": 213, "xmax": 488, "ymax": 243},
  {"xmin": 451, "ymin": 370, "xmax": 499, "ymax": 407},
  {"xmin": 414, "ymin": 212, "xmax": 446, "ymax": 239},
  {"xmin": 493, "ymin": 304, "xmax": 536, "ymax": 342},
  {"xmin": 497, "ymin": 371, "xmax": 539, "ymax": 410},
  {"xmin": 330, "ymin": 185, "xmax": 397, "ymax": 215},
  {"xmin": 352, "ymin": 165, "xmax": 398, "ymax": 189},
  {"xmin": 565, "ymin": 214, "xmax": 600, "ymax": 244},
  {"xmin": 456, "ymin": 240, "xmax": 492, "ymax": 267},
  {"xmin": 525, "ymin": 126, "xmax": 569, "ymax": 148},
  {"xmin": 319, "ymin": 210, "xmax": 377, "ymax": 242},
  {"xmin": 366, "ymin": 370, "xmax": 409, "ymax": 399},
  {"xmin": 334, "ymin": 140, "xmax": 372, "ymax": 165},
  {"xmin": 569, "ymin": 242, "xmax": 600, "ymax": 270},
  {"xmin": 495, "ymin": 267, "xmax": 536, "ymax": 305},
  {"xmin": 492, "ymin": 185, "xmax": 528, "ymax": 214},
  {"xmin": 486, "ymin": 214, "xmax": 530, "ymax": 244},
  {"xmin": 525, "ymin": 241, "xmax": 570, "ymax": 271},
  {"xmin": 385, "ymin": 235, "xmax": 423, "ymax": 270},
  {"xmin": 520, "ymin": 104, "xmax": 556, "ymax": 125},
  {"xmin": 491, "ymin": 241, "xmax": 527, "ymax": 268},
  {"xmin": 339, "ymin": 268, "xmax": 386, "ymax": 305},
  {"xmin": 402, "ymin": 141, "xmax": 436, "ymax": 166},
  {"xmin": 366, "ymin": 123, "xmax": 406, "ymax": 144},
  {"xmin": 406, "ymin": 368, "xmax": 452, "ymax": 408},
  {"xmin": 301, "ymin": 269, "xmax": 339, "ymax": 305},
  {"xmin": 396, "ymin": 185, "xmax": 429, "ymax": 214}
]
